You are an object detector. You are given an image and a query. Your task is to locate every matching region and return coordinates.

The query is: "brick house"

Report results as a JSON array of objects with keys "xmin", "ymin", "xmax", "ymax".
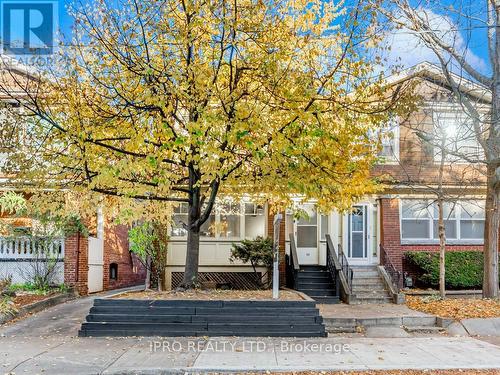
[
  {"xmin": 163, "ymin": 63, "xmax": 492, "ymax": 298},
  {"xmin": 0, "ymin": 62, "xmax": 493, "ymax": 298}
]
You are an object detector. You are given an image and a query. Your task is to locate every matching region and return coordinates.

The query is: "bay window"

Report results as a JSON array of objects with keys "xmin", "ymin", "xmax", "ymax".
[{"xmin": 401, "ymin": 199, "xmax": 485, "ymax": 242}]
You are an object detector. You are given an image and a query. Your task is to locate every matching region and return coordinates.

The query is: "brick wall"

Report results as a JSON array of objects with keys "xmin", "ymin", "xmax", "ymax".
[
  {"xmin": 103, "ymin": 223, "xmax": 146, "ymax": 290},
  {"xmin": 380, "ymin": 197, "xmax": 485, "ymax": 275},
  {"xmin": 64, "ymin": 223, "xmax": 146, "ymax": 295},
  {"xmin": 267, "ymin": 209, "xmax": 286, "ymax": 287},
  {"xmin": 64, "ymin": 234, "xmax": 89, "ymax": 295}
]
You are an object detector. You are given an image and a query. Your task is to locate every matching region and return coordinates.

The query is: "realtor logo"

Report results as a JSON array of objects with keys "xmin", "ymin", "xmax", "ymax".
[{"xmin": 1, "ymin": 0, "xmax": 58, "ymax": 55}]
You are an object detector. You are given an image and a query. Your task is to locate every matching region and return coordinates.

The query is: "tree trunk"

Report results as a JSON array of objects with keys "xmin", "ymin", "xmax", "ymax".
[
  {"xmin": 437, "ymin": 198, "xmax": 446, "ymax": 299},
  {"xmin": 182, "ymin": 223, "xmax": 200, "ymax": 288},
  {"xmin": 145, "ymin": 255, "xmax": 151, "ymax": 290},
  {"xmin": 483, "ymin": 163, "xmax": 499, "ymax": 298},
  {"xmin": 180, "ymin": 175, "xmax": 202, "ymax": 289}
]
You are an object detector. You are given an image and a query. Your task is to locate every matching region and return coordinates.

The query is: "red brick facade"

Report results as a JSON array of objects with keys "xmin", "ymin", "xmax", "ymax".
[
  {"xmin": 64, "ymin": 233, "xmax": 89, "ymax": 295},
  {"xmin": 380, "ymin": 197, "xmax": 485, "ymax": 275},
  {"xmin": 64, "ymin": 223, "xmax": 146, "ymax": 295}
]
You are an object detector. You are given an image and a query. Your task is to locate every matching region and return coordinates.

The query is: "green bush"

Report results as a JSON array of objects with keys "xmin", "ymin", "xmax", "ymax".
[
  {"xmin": 405, "ymin": 251, "xmax": 499, "ymax": 289},
  {"xmin": 230, "ymin": 237, "xmax": 273, "ymax": 288}
]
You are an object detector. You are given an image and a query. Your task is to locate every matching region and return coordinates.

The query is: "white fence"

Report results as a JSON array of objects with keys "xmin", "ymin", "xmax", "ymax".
[{"xmin": 0, "ymin": 237, "xmax": 65, "ymax": 284}]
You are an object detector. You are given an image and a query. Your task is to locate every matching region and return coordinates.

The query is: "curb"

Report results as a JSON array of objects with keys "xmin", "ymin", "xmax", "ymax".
[{"xmin": 0, "ymin": 291, "xmax": 77, "ymax": 325}]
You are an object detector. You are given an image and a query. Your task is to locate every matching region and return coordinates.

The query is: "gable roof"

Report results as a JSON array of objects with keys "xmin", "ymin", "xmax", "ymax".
[{"xmin": 386, "ymin": 62, "xmax": 491, "ymax": 104}]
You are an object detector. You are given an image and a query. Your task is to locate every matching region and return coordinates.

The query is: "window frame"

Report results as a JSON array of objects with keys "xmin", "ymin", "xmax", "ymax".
[
  {"xmin": 400, "ymin": 199, "xmax": 485, "ymax": 245},
  {"xmin": 432, "ymin": 110, "xmax": 484, "ymax": 164},
  {"xmin": 375, "ymin": 116, "xmax": 400, "ymax": 163},
  {"xmin": 170, "ymin": 201, "xmax": 266, "ymax": 241}
]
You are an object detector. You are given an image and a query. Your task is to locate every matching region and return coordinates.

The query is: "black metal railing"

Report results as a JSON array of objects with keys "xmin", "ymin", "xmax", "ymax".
[
  {"xmin": 286, "ymin": 234, "xmax": 300, "ymax": 289},
  {"xmin": 325, "ymin": 235, "xmax": 341, "ymax": 297},
  {"xmin": 380, "ymin": 244, "xmax": 403, "ymax": 290},
  {"xmin": 337, "ymin": 243, "xmax": 354, "ymax": 292}
]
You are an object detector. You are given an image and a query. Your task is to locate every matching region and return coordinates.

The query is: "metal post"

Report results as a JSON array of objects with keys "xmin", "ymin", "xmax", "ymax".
[{"xmin": 272, "ymin": 213, "xmax": 283, "ymax": 299}]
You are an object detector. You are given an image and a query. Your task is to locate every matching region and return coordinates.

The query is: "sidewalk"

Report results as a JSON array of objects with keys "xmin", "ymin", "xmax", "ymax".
[{"xmin": 2, "ymin": 335, "xmax": 500, "ymax": 374}]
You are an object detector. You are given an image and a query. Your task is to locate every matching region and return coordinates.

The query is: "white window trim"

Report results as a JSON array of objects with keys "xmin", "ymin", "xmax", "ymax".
[
  {"xmin": 431, "ymin": 110, "xmax": 484, "ymax": 165},
  {"xmin": 376, "ymin": 116, "xmax": 400, "ymax": 164},
  {"xmin": 399, "ymin": 199, "xmax": 484, "ymax": 245}
]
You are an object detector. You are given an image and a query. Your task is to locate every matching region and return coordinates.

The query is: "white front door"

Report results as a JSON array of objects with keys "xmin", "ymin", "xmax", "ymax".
[
  {"xmin": 295, "ymin": 204, "xmax": 319, "ymax": 265},
  {"xmin": 346, "ymin": 205, "xmax": 370, "ymax": 265}
]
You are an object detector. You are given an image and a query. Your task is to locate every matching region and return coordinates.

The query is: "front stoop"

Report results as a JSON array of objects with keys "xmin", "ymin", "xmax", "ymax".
[
  {"xmin": 79, "ymin": 299, "xmax": 327, "ymax": 337},
  {"xmin": 350, "ymin": 266, "xmax": 393, "ymax": 304},
  {"xmin": 296, "ymin": 265, "xmax": 340, "ymax": 304}
]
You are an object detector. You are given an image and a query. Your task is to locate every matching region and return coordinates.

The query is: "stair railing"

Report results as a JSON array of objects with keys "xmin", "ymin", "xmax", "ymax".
[
  {"xmin": 380, "ymin": 244, "xmax": 403, "ymax": 291},
  {"xmin": 325, "ymin": 234, "xmax": 353, "ymax": 300},
  {"xmin": 286, "ymin": 234, "xmax": 300, "ymax": 289},
  {"xmin": 337, "ymin": 242, "xmax": 354, "ymax": 292}
]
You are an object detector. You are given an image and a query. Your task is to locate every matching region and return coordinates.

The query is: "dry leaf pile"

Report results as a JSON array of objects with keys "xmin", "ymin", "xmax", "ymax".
[
  {"xmin": 115, "ymin": 289, "xmax": 303, "ymax": 301},
  {"xmin": 236, "ymin": 371, "xmax": 500, "ymax": 375},
  {"xmin": 406, "ymin": 295, "xmax": 500, "ymax": 320}
]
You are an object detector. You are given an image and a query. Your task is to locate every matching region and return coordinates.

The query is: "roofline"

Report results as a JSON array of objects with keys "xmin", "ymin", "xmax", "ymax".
[{"xmin": 385, "ymin": 62, "xmax": 492, "ymax": 104}]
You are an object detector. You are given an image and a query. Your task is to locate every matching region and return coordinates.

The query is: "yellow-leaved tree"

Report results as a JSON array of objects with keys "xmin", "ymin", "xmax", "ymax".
[{"xmin": 0, "ymin": 0, "xmax": 413, "ymax": 288}]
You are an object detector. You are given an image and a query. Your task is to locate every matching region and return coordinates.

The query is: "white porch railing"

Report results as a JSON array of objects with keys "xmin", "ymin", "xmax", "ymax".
[{"xmin": 0, "ymin": 237, "xmax": 65, "ymax": 259}]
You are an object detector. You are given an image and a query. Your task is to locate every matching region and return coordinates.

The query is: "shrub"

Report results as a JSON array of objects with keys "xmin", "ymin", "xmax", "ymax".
[
  {"xmin": 405, "ymin": 251, "xmax": 498, "ymax": 289},
  {"xmin": 230, "ymin": 237, "xmax": 273, "ymax": 288}
]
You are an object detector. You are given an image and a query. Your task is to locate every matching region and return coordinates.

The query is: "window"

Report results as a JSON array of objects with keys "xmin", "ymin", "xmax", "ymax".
[
  {"xmin": 170, "ymin": 200, "xmax": 265, "ymax": 239},
  {"xmin": 171, "ymin": 204, "xmax": 188, "ymax": 237},
  {"xmin": 401, "ymin": 199, "xmax": 485, "ymax": 242},
  {"xmin": 219, "ymin": 202, "xmax": 241, "ymax": 238},
  {"xmin": 109, "ymin": 263, "xmax": 118, "ymax": 280},
  {"xmin": 375, "ymin": 117, "xmax": 399, "ymax": 161},
  {"xmin": 244, "ymin": 203, "xmax": 265, "ymax": 238},
  {"xmin": 401, "ymin": 200, "xmax": 431, "ymax": 239},
  {"xmin": 433, "ymin": 111, "xmax": 483, "ymax": 162},
  {"xmin": 432, "ymin": 202, "xmax": 457, "ymax": 239},
  {"xmin": 459, "ymin": 201, "xmax": 485, "ymax": 239}
]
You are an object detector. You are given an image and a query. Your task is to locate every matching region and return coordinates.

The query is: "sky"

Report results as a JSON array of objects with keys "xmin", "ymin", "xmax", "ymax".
[{"xmin": 4, "ymin": 0, "xmax": 492, "ymax": 78}]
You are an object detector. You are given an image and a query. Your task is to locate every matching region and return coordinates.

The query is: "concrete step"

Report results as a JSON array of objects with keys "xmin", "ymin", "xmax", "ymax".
[
  {"xmin": 352, "ymin": 271, "xmax": 380, "ymax": 278},
  {"xmin": 353, "ymin": 291, "xmax": 391, "ymax": 298},
  {"xmin": 352, "ymin": 277, "xmax": 384, "ymax": 284},
  {"xmin": 352, "ymin": 282, "xmax": 386, "ymax": 289},
  {"xmin": 350, "ymin": 296, "xmax": 393, "ymax": 304},
  {"xmin": 404, "ymin": 325, "xmax": 446, "ymax": 334},
  {"xmin": 324, "ymin": 316, "xmax": 438, "ymax": 333}
]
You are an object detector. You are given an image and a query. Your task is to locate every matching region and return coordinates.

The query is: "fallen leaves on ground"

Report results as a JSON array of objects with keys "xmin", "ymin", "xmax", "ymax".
[
  {"xmin": 115, "ymin": 289, "xmax": 303, "ymax": 301},
  {"xmin": 232, "ymin": 371, "xmax": 500, "ymax": 375},
  {"xmin": 12, "ymin": 293, "xmax": 56, "ymax": 308},
  {"xmin": 406, "ymin": 295, "xmax": 500, "ymax": 320}
]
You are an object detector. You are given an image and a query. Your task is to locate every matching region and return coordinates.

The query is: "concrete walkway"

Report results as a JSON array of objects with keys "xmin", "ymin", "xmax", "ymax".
[
  {"xmin": 319, "ymin": 303, "xmax": 432, "ymax": 319},
  {"xmin": 1, "ymin": 335, "xmax": 500, "ymax": 374},
  {"xmin": 1, "ymin": 293, "xmax": 500, "ymax": 374}
]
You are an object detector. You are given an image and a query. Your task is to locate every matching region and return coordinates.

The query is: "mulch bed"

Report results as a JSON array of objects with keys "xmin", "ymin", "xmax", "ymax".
[
  {"xmin": 115, "ymin": 289, "xmax": 304, "ymax": 301},
  {"xmin": 406, "ymin": 295, "xmax": 500, "ymax": 320}
]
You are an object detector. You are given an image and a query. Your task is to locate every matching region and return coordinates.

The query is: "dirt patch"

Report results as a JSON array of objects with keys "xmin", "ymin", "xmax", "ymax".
[
  {"xmin": 406, "ymin": 295, "xmax": 500, "ymax": 320},
  {"xmin": 12, "ymin": 293, "xmax": 58, "ymax": 308},
  {"xmin": 114, "ymin": 289, "xmax": 304, "ymax": 301}
]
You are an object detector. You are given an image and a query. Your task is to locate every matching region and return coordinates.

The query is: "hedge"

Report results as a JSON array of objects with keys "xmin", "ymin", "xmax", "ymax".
[{"xmin": 404, "ymin": 251, "xmax": 499, "ymax": 289}]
